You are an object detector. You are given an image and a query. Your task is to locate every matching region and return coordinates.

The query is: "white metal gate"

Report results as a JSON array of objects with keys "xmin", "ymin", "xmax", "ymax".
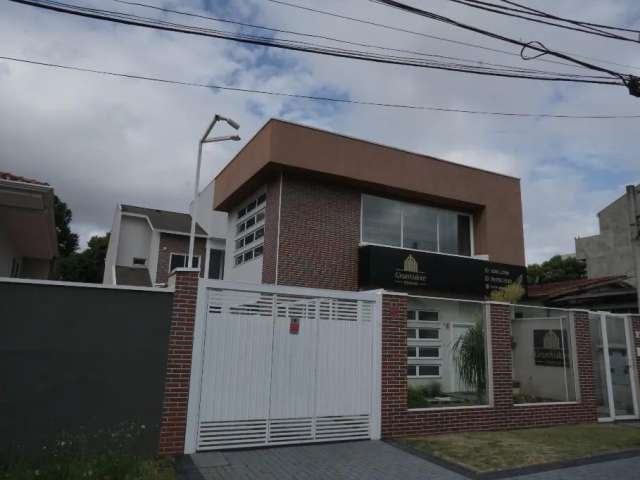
[{"xmin": 185, "ymin": 280, "xmax": 381, "ymax": 452}]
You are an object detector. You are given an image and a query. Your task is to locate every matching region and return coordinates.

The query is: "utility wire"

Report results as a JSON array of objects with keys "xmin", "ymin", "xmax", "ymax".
[
  {"xmin": 369, "ymin": 0, "xmax": 639, "ymax": 95},
  {"xmin": 444, "ymin": 0, "xmax": 637, "ymax": 42},
  {"xmin": 108, "ymin": 0, "xmax": 578, "ymax": 78},
  {"xmin": 3, "ymin": 54, "xmax": 640, "ymax": 119},
  {"xmin": 265, "ymin": 0, "xmax": 640, "ymax": 73},
  {"xmin": 8, "ymin": 0, "xmax": 622, "ymax": 85},
  {"xmin": 493, "ymin": 0, "xmax": 640, "ymax": 35}
]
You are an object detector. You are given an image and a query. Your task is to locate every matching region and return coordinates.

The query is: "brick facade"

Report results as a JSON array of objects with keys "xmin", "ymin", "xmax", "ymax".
[
  {"xmin": 262, "ymin": 175, "xmax": 280, "ymax": 284},
  {"xmin": 264, "ymin": 171, "xmax": 361, "ymax": 290},
  {"xmin": 158, "ymin": 269, "xmax": 199, "ymax": 456},
  {"xmin": 381, "ymin": 295, "xmax": 597, "ymax": 437},
  {"xmin": 156, "ymin": 233, "xmax": 206, "ymax": 285}
]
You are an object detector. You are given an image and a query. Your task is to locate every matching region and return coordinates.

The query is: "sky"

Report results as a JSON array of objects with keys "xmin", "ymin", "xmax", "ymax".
[{"xmin": 1, "ymin": 0, "xmax": 639, "ymax": 264}]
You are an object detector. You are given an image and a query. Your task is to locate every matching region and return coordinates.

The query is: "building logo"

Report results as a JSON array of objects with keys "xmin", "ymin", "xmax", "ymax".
[
  {"xmin": 403, "ymin": 255, "xmax": 419, "ymax": 273},
  {"xmin": 394, "ymin": 254, "xmax": 427, "ymax": 287},
  {"xmin": 533, "ymin": 329, "xmax": 570, "ymax": 367}
]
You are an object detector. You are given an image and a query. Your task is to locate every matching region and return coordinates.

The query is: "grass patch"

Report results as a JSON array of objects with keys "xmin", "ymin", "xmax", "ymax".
[
  {"xmin": 0, "ymin": 455, "xmax": 175, "ymax": 480},
  {"xmin": 401, "ymin": 424, "xmax": 640, "ymax": 473}
]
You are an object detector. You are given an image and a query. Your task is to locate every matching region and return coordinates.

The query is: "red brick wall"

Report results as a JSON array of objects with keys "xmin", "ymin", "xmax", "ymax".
[
  {"xmin": 381, "ymin": 296, "xmax": 597, "ymax": 437},
  {"xmin": 262, "ymin": 175, "xmax": 281, "ymax": 284},
  {"xmin": 158, "ymin": 269, "xmax": 198, "ymax": 456},
  {"xmin": 156, "ymin": 233, "xmax": 206, "ymax": 284},
  {"xmin": 271, "ymin": 172, "xmax": 361, "ymax": 290}
]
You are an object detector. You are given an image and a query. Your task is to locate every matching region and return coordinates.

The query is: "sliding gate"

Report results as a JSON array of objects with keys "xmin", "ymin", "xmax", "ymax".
[{"xmin": 185, "ymin": 281, "xmax": 381, "ymax": 452}]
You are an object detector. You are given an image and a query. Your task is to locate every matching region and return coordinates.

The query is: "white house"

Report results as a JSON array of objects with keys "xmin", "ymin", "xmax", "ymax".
[{"xmin": 103, "ymin": 180, "xmax": 227, "ymax": 287}]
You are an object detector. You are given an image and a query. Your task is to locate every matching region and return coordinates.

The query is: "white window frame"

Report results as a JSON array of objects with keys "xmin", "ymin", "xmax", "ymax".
[
  {"xmin": 169, "ymin": 253, "xmax": 200, "ymax": 272},
  {"xmin": 408, "ymin": 363, "xmax": 442, "ymax": 379},
  {"xmin": 233, "ymin": 192, "xmax": 267, "ymax": 269},
  {"xmin": 407, "ymin": 309, "xmax": 439, "ymax": 323},
  {"xmin": 359, "ymin": 193, "xmax": 475, "ymax": 258}
]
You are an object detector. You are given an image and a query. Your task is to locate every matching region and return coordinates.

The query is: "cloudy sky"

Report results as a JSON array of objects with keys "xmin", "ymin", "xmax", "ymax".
[{"xmin": 1, "ymin": 0, "xmax": 639, "ymax": 264}]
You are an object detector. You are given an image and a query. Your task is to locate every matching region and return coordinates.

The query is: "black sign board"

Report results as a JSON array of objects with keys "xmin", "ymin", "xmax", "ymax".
[
  {"xmin": 533, "ymin": 329, "xmax": 570, "ymax": 367},
  {"xmin": 358, "ymin": 245, "xmax": 527, "ymax": 296}
]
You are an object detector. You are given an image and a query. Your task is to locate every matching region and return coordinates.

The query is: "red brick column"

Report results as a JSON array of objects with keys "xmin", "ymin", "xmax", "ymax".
[
  {"xmin": 488, "ymin": 302, "xmax": 514, "ymax": 414},
  {"xmin": 381, "ymin": 294, "xmax": 408, "ymax": 437},
  {"xmin": 573, "ymin": 311, "xmax": 597, "ymax": 413},
  {"xmin": 158, "ymin": 269, "xmax": 199, "ymax": 456}
]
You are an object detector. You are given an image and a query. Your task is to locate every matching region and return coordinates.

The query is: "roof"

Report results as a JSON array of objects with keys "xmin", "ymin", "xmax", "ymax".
[
  {"xmin": 115, "ymin": 266, "xmax": 152, "ymax": 287},
  {"xmin": 528, "ymin": 275, "xmax": 630, "ymax": 299},
  {"xmin": 0, "ymin": 171, "xmax": 50, "ymax": 187},
  {"xmin": 121, "ymin": 204, "xmax": 207, "ymax": 236}
]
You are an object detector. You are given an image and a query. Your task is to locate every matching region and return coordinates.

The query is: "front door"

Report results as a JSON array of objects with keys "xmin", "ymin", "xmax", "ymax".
[{"xmin": 589, "ymin": 313, "xmax": 639, "ymax": 421}]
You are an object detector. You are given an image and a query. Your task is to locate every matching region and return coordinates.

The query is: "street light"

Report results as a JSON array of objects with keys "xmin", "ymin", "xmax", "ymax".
[{"xmin": 187, "ymin": 115, "xmax": 240, "ymax": 270}]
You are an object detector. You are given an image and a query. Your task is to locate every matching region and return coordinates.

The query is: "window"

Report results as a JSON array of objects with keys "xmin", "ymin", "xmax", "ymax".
[
  {"xmin": 132, "ymin": 257, "xmax": 146, "ymax": 266},
  {"xmin": 407, "ymin": 298, "xmax": 488, "ymax": 408},
  {"xmin": 169, "ymin": 253, "xmax": 199, "ymax": 272},
  {"xmin": 512, "ymin": 306, "xmax": 577, "ymax": 404},
  {"xmin": 208, "ymin": 249, "xmax": 224, "ymax": 280},
  {"xmin": 234, "ymin": 191, "xmax": 267, "ymax": 267},
  {"xmin": 361, "ymin": 194, "xmax": 473, "ymax": 256},
  {"xmin": 407, "ymin": 310, "xmax": 438, "ymax": 322}
]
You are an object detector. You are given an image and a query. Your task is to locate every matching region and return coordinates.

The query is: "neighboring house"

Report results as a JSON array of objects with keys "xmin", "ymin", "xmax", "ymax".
[
  {"xmin": 103, "ymin": 180, "xmax": 227, "ymax": 287},
  {"xmin": 576, "ymin": 184, "xmax": 640, "ymax": 287},
  {"xmin": 0, "ymin": 172, "xmax": 58, "ymax": 279},
  {"xmin": 528, "ymin": 275, "xmax": 638, "ymax": 313}
]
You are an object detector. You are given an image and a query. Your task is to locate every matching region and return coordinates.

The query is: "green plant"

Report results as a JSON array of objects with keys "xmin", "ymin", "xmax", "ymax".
[
  {"xmin": 426, "ymin": 382, "xmax": 442, "ymax": 398},
  {"xmin": 452, "ymin": 320, "xmax": 486, "ymax": 399},
  {"xmin": 407, "ymin": 385, "xmax": 429, "ymax": 408},
  {"xmin": 489, "ymin": 276, "xmax": 525, "ymax": 303}
]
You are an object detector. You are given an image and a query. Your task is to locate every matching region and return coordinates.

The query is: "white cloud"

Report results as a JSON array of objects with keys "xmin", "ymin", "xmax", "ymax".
[{"xmin": 1, "ymin": 0, "xmax": 639, "ymax": 262}]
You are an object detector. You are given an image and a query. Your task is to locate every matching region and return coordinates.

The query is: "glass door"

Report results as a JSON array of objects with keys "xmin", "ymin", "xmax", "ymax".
[{"xmin": 590, "ymin": 313, "xmax": 639, "ymax": 421}]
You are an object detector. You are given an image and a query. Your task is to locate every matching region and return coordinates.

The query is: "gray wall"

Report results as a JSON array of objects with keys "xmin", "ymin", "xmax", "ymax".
[{"xmin": 0, "ymin": 281, "xmax": 173, "ymax": 458}]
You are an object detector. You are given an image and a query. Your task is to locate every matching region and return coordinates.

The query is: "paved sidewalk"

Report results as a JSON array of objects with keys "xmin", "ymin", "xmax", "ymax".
[{"xmin": 179, "ymin": 440, "xmax": 640, "ymax": 480}]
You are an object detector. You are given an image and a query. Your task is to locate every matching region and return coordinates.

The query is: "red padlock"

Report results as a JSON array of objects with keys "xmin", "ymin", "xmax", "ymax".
[{"xmin": 289, "ymin": 317, "xmax": 300, "ymax": 334}]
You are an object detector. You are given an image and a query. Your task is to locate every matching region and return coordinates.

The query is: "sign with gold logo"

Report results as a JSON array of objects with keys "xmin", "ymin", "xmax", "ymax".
[
  {"xmin": 359, "ymin": 245, "xmax": 527, "ymax": 295},
  {"xmin": 534, "ymin": 329, "xmax": 570, "ymax": 367},
  {"xmin": 394, "ymin": 254, "xmax": 427, "ymax": 287}
]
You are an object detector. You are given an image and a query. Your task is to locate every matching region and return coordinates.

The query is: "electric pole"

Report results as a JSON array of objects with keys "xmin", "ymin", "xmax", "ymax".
[{"xmin": 626, "ymin": 184, "xmax": 640, "ymax": 313}]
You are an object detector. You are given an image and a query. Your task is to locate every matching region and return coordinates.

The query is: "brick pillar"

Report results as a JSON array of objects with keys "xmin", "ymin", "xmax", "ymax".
[
  {"xmin": 381, "ymin": 294, "xmax": 408, "ymax": 438},
  {"xmin": 158, "ymin": 269, "xmax": 199, "ymax": 456},
  {"xmin": 573, "ymin": 311, "xmax": 597, "ymax": 419},
  {"xmin": 487, "ymin": 303, "xmax": 513, "ymax": 420}
]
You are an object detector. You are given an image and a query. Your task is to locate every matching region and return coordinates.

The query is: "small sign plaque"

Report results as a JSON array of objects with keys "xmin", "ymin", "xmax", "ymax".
[{"xmin": 289, "ymin": 317, "xmax": 300, "ymax": 334}]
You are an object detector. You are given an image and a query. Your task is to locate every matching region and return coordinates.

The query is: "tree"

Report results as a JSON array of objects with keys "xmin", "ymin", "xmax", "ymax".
[
  {"xmin": 54, "ymin": 195, "xmax": 79, "ymax": 257},
  {"xmin": 527, "ymin": 255, "xmax": 586, "ymax": 285},
  {"xmin": 57, "ymin": 233, "xmax": 109, "ymax": 283},
  {"xmin": 489, "ymin": 276, "xmax": 525, "ymax": 303}
]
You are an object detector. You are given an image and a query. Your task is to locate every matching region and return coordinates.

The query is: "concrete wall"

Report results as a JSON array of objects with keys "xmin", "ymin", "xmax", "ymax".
[
  {"xmin": 103, "ymin": 206, "xmax": 122, "ymax": 284},
  {"xmin": 0, "ymin": 222, "xmax": 17, "ymax": 277},
  {"xmin": 116, "ymin": 215, "xmax": 153, "ymax": 268},
  {"xmin": 192, "ymin": 179, "xmax": 228, "ymax": 239},
  {"xmin": 576, "ymin": 192, "xmax": 636, "ymax": 286},
  {"xmin": 0, "ymin": 280, "xmax": 173, "ymax": 457}
]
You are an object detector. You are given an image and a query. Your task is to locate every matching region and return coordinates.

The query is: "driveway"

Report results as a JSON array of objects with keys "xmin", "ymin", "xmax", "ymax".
[{"xmin": 179, "ymin": 440, "xmax": 640, "ymax": 480}]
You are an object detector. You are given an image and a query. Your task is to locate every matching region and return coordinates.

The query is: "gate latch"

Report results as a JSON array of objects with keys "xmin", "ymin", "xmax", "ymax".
[{"xmin": 289, "ymin": 317, "xmax": 300, "ymax": 334}]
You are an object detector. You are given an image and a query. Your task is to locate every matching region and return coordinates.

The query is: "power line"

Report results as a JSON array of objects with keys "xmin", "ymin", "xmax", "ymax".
[
  {"xmin": 443, "ymin": 0, "xmax": 637, "ymax": 43},
  {"xmin": 8, "ymin": 0, "xmax": 625, "ymax": 85},
  {"xmin": 369, "ymin": 0, "xmax": 639, "ymax": 96},
  {"xmin": 107, "ymin": 0, "xmax": 579, "ymax": 78},
  {"xmin": 264, "ymin": 0, "xmax": 640, "ymax": 73},
  {"xmin": 3, "ymin": 54, "xmax": 640, "ymax": 120},
  {"xmin": 493, "ymin": 0, "xmax": 640, "ymax": 35}
]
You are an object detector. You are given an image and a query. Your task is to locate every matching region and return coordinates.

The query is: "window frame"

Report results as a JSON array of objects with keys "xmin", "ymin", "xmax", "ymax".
[
  {"xmin": 360, "ymin": 193, "xmax": 474, "ymax": 258},
  {"xmin": 168, "ymin": 253, "xmax": 200, "ymax": 272}
]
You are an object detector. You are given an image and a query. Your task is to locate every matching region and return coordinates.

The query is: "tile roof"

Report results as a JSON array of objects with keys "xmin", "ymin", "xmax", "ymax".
[
  {"xmin": 0, "ymin": 171, "xmax": 50, "ymax": 186},
  {"xmin": 121, "ymin": 204, "xmax": 207, "ymax": 236},
  {"xmin": 528, "ymin": 275, "xmax": 629, "ymax": 299}
]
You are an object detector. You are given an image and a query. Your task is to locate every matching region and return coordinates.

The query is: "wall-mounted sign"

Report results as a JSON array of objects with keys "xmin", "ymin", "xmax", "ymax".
[
  {"xmin": 358, "ymin": 245, "xmax": 527, "ymax": 296},
  {"xmin": 533, "ymin": 329, "xmax": 570, "ymax": 367}
]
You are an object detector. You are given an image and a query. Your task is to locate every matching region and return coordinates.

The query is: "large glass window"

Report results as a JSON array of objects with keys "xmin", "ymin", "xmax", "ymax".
[
  {"xmin": 362, "ymin": 194, "xmax": 472, "ymax": 256},
  {"xmin": 511, "ymin": 306, "xmax": 577, "ymax": 404},
  {"xmin": 407, "ymin": 298, "xmax": 488, "ymax": 409}
]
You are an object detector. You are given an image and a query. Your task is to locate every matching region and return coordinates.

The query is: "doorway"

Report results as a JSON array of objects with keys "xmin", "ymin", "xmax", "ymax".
[{"xmin": 589, "ymin": 313, "xmax": 639, "ymax": 421}]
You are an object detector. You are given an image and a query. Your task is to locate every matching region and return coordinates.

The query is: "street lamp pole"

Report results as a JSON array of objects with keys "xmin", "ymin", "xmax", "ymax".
[{"xmin": 187, "ymin": 115, "xmax": 240, "ymax": 270}]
